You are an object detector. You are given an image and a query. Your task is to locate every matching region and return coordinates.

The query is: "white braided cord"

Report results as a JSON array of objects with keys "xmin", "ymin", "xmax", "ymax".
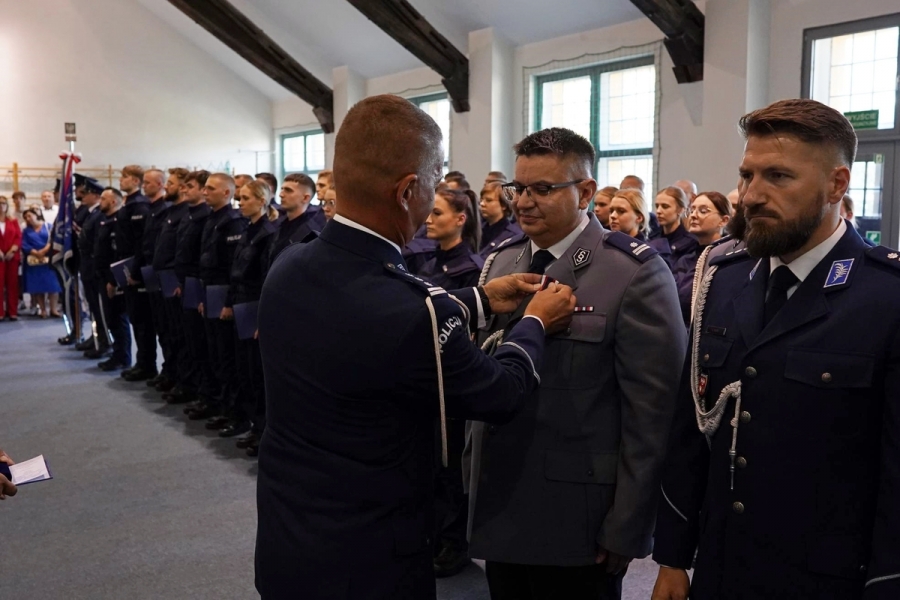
[{"xmin": 425, "ymin": 296, "xmax": 449, "ymax": 468}]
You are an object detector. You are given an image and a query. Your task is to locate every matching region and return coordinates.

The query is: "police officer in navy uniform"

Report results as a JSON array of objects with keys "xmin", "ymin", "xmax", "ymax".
[
  {"xmin": 58, "ymin": 174, "xmax": 94, "ymax": 346},
  {"xmin": 128, "ymin": 169, "xmax": 171, "ymax": 384},
  {"xmin": 168, "ymin": 170, "xmax": 217, "ymax": 408},
  {"xmin": 116, "ymin": 165, "xmax": 157, "ymax": 381},
  {"xmin": 255, "ymin": 95, "xmax": 577, "ymax": 600},
  {"xmin": 148, "ymin": 168, "xmax": 189, "ymax": 393},
  {"xmin": 76, "ymin": 178, "xmax": 109, "ymax": 358},
  {"xmin": 402, "ymin": 225, "xmax": 437, "ymax": 275},
  {"xmin": 224, "ymin": 180, "xmax": 279, "ymax": 456},
  {"xmin": 652, "ymin": 99, "xmax": 900, "ymax": 600},
  {"xmin": 94, "ymin": 188, "xmax": 131, "ymax": 371},
  {"xmin": 478, "ymin": 180, "xmax": 523, "ymax": 259},
  {"xmin": 190, "ymin": 173, "xmax": 247, "ymax": 431},
  {"xmin": 267, "ymin": 172, "xmax": 325, "ymax": 265}
]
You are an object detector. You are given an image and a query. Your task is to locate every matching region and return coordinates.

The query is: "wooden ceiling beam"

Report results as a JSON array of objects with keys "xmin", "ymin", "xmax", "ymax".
[{"xmin": 630, "ymin": 0, "xmax": 705, "ymax": 83}]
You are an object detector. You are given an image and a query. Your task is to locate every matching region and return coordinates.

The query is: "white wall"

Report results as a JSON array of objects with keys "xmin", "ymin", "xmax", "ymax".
[{"xmin": 0, "ymin": 0, "xmax": 273, "ymax": 174}]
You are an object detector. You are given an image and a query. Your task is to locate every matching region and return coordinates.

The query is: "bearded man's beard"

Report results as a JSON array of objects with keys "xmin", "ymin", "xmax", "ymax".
[{"xmin": 744, "ymin": 197, "xmax": 827, "ymax": 258}]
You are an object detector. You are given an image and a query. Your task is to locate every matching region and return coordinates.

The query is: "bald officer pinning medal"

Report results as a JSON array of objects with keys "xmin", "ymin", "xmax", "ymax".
[
  {"xmin": 652, "ymin": 99, "xmax": 900, "ymax": 600},
  {"xmin": 254, "ymin": 95, "xmax": 576, "ymax": 600}
]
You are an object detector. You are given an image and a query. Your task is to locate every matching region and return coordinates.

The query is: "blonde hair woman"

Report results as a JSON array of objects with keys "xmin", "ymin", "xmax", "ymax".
[{"xmin": 608, "ymin": 188, "xmax": 648, "ymax": 240}]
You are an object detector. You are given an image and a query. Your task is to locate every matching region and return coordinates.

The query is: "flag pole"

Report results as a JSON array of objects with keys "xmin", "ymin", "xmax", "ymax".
[{"xmin": 68, "ymin": 139, "xmax": 82, "ymax": 342}]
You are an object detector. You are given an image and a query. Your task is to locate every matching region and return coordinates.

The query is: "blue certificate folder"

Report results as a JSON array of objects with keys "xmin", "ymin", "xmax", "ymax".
[
  {"xmin": 183, "ymin": 277, "xmax": 205, "ymax": 310},
  {"xmin": 204, "ymin": 285, "xmax": 229, "ymax": 320},
  {"xmin": 233, "ymin": 301, "xmax": 259, "ymax": 340},
  {"xmin": 0, "ymin": 455, "xmax": 53, "ymax": 486},
  {"xmin": 140, "ymin": 266, "xmax": 160, "ymax": 293},
  {"xmin": 158, "ymin": 270, "xmax": 180, "ymax": 298},
  {"xmin": 110, "ymin": 257, "xmax": 135, "ymax": 288}
]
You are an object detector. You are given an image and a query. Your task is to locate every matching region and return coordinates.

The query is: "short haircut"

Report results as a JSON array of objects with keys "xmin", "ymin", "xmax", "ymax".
[
  {"xmin": 658, "ymin": 185, "xmax": 689, "ymax": 210},
  {"xmin": 284, "ymin": 172, "xmax": 316, "ymax": 193},
  {"xmin": 103, "ymin": 187, "xmax": 124, "ymax": 200},
  {"xmin": 739, "ymin": 98, "xmax": 857, "ymax": 166},
  {"xmin": 145, "ymin": 168, "xmax": 165, "ymax": 181},
  {"xmin": 481, "ymin": 181, "xmax": 513, "ymax": 218},
  {"xmin": 11, "ymin": 191, "xmax": 26, "ymax": 201},
  {"xmin": 185, "ymin": 170, "xmax": 210, "ymax": 187},
  {"xmin": 446, "ymin": 176, "xmax": 471, "ymax": 191},
  {"xmin": 122, "ymin": 165, "xmax": 144, "ymax": 180},
  {"xmin": 695, "ymin": 191, "xmax": 733, "ymax": 218},
  {"xmin": 621, "ymin": 175, "xmax": 644, "ymax": 190},
  {"xmin": 317, "ymin": 170, "xmax": 333, "ymax": 182},
  {"xmin": 514, "ymin": 128, "xmax": 595, "ymax": 176},
  {"xmin": 595, "ymin": 186, "xmax": 618, "ymax": 200},
  {"xmin": 486, "ymin": 171, "xmax": 507, "ymax": 183},
  {"xmin": 612, "ymin": 189, "xmax": 648, "ymax": 235},
  {"xmin": 210, "ymin": 172, "xmax": 236, "ymax": 194},
  {"xmin": 22, "ymin": 207, "xmax": 42, "ymax": 221},
  {"xmin": 168, "ymin": 167, "xmax": 190, "ymax": 182},
  {"xmin": 445, "ymin": 170, "xmax": 465, "ymax": 180},
  {"xmin": 255, "ymin": 172, "xmax": 278, "ymax": 192}
]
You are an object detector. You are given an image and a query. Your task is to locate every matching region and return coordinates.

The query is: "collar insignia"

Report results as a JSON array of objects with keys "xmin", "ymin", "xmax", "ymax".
[
  {"xmin": 572, "ymin": 247, "xmax": 591, "ymax": 267},
  {"xmin": 824, "ymin": 259, "xmax": 854, "ymax": 288},
  {"xmin": 516, "ymin": 246, "xmax": 527, "ymax": 264}
]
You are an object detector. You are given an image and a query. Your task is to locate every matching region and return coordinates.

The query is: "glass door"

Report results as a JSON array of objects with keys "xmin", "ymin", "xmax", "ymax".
[{"xmin": 852, "ymin": 142, "xmax": 899, "ymax": 248}]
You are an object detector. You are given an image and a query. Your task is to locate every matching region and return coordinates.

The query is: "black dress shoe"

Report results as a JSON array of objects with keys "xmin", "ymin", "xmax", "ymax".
[
  {"xmin": 163, "ymin": 388, "xmax": 197, "ymax": 404},
  {"xmin": 58, "ymin": 334, "xmax": 76, "ymax": 346},
  {"xmin": 433, "ymin": 546, "xmax": 471, "ymax": 578},
  {"xmin": 84, "ymin": 347, "xmax": 111, "ymax": 359},
  {"xmin": 219, "ymin": 421, "xmax": 250, "ymax": 438},
  {"xmin": 155, "ymin": 378, "xmax": 177, "ymax": 392},
  {"xmin": 183, "ymin": 399, "xmax": 205, "ymax": 414},
  {"xmin": 99, "ymin": 359, "xmax": 129, "ymax": 372},
  {"xmin": 75, "ymin": 337, "xmax": 95, "ymax": 351},
  {"xmin": 187, "ymin": 404, "xmax": 220, "ymax": 420},
  {"xmin": 205, "ymin": 415, "xmax": 231, "ymax": 430},
  {"xmin": 246, "ymin": 441, "xmax": 259, "ymax": 457},
  {"xmin": 120, "ymin": 366, "xmax": 138, "ymax": 379},
  {"xmin": 235, "ymin": 432, "xmax": 258, "ymax": 449},
  {"xmin": 123, "ymin": 367, "xmax": 158, "ymax": 382},
  {"xmin": 146, "ymin": 374, "xmax": 165, "ymax": 387}
]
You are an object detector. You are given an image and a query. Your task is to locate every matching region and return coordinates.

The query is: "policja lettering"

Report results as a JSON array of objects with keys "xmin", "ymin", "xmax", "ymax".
[{"xmin": 438, "ymin": 315, "xmax": 463, "ymax": 352}]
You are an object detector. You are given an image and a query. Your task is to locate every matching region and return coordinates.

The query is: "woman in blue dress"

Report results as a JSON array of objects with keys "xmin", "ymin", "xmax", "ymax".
[{"xmin": 21, "ymin": 208, "xmax": 61, "ymax": 318}]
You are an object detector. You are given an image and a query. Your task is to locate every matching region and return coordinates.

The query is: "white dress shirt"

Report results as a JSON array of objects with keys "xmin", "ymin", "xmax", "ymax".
[
  {"xmin": 529, "ymin": 213, "xmax": 590, "ymax": 264},
  {"xmin": 769, "ymin": 219, "xmax": 846, "ymax": 299}
]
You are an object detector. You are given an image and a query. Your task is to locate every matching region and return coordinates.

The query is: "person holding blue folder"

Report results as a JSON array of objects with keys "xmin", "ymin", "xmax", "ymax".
[
  {"xmin": 227, "ymin": 180, "xmax": 279, "ymax": 456},
  {"xmin": 191, "ymin": 173, "xmax": 247, "ymax": 433}
]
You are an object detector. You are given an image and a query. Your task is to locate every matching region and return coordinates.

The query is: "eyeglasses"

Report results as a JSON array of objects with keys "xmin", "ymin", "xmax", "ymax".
[
  {"xmin": 503, "ymin": 180, "xmax": 585, "ymax": 199},
  {"xmin": 689, "ymin": 206, "xmax": 720, "ymax": 217}
]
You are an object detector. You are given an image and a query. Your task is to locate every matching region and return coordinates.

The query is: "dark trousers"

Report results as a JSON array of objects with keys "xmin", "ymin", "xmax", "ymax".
[
  {"xmin": 149, "ymin": 291, "xmax": 175, "ymax": 380},
  {"xmin": 124, "ymin": 287, "xmax": 157, "ymax": 371},
  {"xmin": 204, "ymin": 317, "xmax": 241, "ymax": 415},
  {"xmin": 164, "ymin": 295, "xmax": 194, "ymax": 390},
  {"xmin": 434, "ymin": 417, "xmax": 469, "ymax": 555},
  {"xmin": 236, "ymin": 335, "xmax": 264, "ymax": 432},
  {"xmin": 485, "ymin": 562, "xmax": 624, "ymax": 600},
  {"xmin": 100, "ymin": 290, "xmax": 131, "ymax": 366},
  {"xmin": 181, "ymin": 305, "xmax": 217, "ymax": 399},
  {"xmin": 82, "ymin": 277, "xmax": 109, "ymax": 348}
]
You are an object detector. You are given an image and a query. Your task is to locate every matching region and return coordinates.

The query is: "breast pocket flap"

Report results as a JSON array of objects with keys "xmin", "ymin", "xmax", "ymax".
[
  {"xmin": 565, "ymin": 314, "xmax": 606, "ymax": 343},
  {"xmin": 698, "ymin": 335, "xmax": 734, "ymax": 368},
  {"xmin": 784, "ymin": 349, "xmax": 875, "ymax": 389}
]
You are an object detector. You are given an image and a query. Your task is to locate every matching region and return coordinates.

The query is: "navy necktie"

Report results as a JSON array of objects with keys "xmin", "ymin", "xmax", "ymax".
[
  {"xmin": 528, "ymin": 250, "xmax": 555, "ymax": 275},
  {"xmin": 764, "ymin": 265, "xmax": 799, "ymax": 325}
]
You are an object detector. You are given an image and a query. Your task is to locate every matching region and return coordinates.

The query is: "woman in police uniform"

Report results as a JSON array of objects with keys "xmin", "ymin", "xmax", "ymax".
[
  {"xmin": 420, "ymin": 188, "xmax": 484, "ymax": 290},
  {"xmin": 478, "ymin": 182, "xmax": 521, "ymax": 259},
  {"xmin": 228, "ymin": 180, "xmax": 279, "ymax": 456}
]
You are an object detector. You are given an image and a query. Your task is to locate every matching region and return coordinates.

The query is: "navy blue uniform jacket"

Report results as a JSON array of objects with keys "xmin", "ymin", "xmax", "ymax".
[
  {"xmin": 654, "ymin": 225, "xmax": 900, "ymax": 599},
  {"xmin": 255, "ymin": 219, "xmax": 546, "ymax": 600}
]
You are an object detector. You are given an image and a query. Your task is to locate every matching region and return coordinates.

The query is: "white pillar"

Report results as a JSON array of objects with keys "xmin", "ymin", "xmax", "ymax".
[
  {"xmin": 451, "ymin": 28, "xmax": 515, "ymax": 183},
  {"xmin": 326, "ymin": 66, "xmax": 365, "ymax": 168}
]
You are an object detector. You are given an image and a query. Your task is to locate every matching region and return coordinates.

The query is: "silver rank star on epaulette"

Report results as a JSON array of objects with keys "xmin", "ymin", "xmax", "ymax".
[
  {"xmin": 629, "ymin": 241, "xmax": 651, "ymax": 256},
  {"xmin": 574, "ymin": 306, "xmax": 594, "ymax": 313}
]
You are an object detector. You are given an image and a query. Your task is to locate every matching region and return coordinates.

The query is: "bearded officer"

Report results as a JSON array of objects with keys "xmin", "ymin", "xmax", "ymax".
[
  {"xmin": 255, "ymin": 95, "xmax": 577, "ymax": 600},
  {"xmin": 652, "ymin": 99, "xmax": 900, "ymax": 600}
]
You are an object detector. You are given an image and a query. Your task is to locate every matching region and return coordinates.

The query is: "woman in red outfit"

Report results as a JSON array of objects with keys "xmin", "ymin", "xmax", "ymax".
[{"xmin": 0, "ymin": 197, "xmax": 22, "ymax": 320}]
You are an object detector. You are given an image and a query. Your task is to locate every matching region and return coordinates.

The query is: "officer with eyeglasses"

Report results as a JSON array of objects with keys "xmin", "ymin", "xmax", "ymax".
[{"xmin": 467, "ymin": 127, "xmax": 686, "ymax": 600}]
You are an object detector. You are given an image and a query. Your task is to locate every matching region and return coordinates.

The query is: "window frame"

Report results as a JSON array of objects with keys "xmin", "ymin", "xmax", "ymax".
[
  {"xmin": 409, "ymin": 92, "xmax": 451, "ymax": 170},
  {"xmin": 801, "ymin": 12, "xmax": 900, "ymax": 141},
  {"xmin": 279, "ymin": 128, "xmax": 325, "ymax": 180},
  {"xmin": 533, "ymin": 55, "xmax": 657, "ymax": 177}
]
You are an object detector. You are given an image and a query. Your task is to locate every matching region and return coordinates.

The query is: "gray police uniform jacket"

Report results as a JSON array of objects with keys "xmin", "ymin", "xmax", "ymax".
[
  {"xmin": 467, "ymin": 215, "xmax": 687, "ymax": 565},
  {"xmin": 653, "ymin": 225, "xmax": 900, "ymax": 600}
]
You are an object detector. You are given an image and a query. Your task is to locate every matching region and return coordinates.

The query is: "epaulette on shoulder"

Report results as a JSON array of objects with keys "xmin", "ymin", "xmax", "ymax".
[
  {"xmin": 866, "ymin": 246, "xmax": 900, "ymax": 273},
  {"xmin": 492, "ymin": 232, "xmax": 528, "ymax": 254},
  {"xmin": 708, "ymin": 245, "xmax": 752, "ymax": 267},
  {"xmin": 384, "ymin": 262, "xmax": 445, "ymax": 296},
  {"xmin": 604, "ymin": 231, "xmax": 658, "ymax": 263},
  {"xmin": 708, "ymin": 234, "xmax": 734, "ymax": 249}
]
